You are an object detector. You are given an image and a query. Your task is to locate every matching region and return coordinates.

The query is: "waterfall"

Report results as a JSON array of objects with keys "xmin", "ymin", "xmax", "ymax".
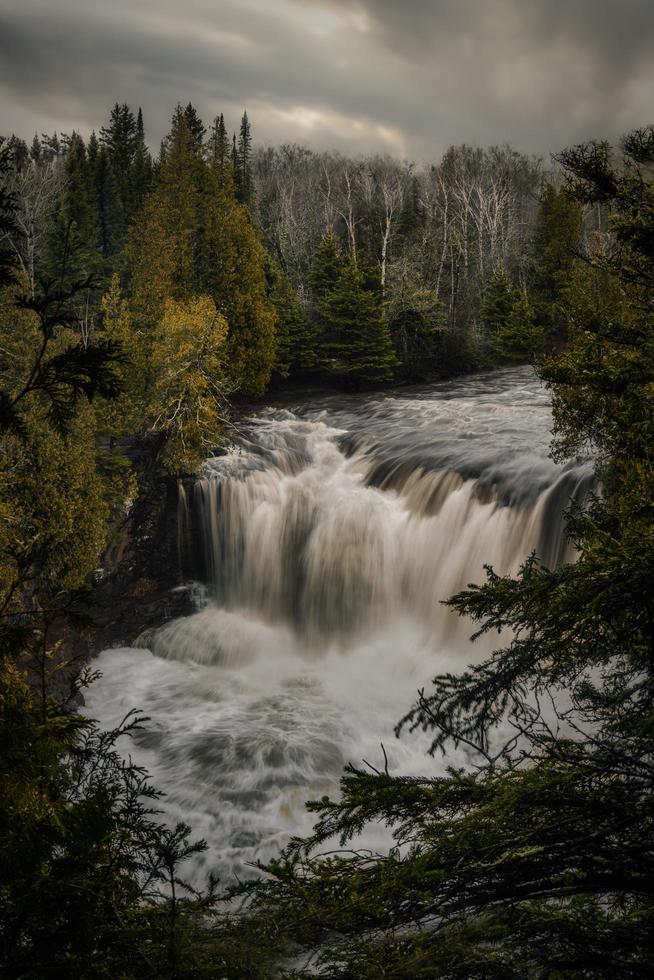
[{"xmin": 85, "ymin": 367, "xmax": 592, "ymax": 883}]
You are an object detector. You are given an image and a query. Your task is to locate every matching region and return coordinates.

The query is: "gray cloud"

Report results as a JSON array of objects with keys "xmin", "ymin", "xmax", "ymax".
[{"xmin": 0, "ymin": 0, "xmax": 653, "ymax": 161}]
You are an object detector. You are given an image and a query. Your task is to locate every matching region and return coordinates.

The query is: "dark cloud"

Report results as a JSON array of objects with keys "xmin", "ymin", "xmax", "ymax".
[{"xmin": 0, "ymin": 0, "xmax": 652, "ymax": 160}]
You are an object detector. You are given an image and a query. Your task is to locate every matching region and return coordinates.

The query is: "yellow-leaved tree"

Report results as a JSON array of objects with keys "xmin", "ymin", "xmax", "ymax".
[{"xmin": 149, "ymin": 295, "xmax": 230, "ymax": 472}]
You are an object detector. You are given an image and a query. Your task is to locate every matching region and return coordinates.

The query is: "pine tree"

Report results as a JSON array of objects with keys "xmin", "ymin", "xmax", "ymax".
[
  {"xmin": 29, "ymin": 134, "xmax": 41, "ymax": 163},
  {"xmin": 207, "ymin": 114, "xmax": 232, "ymax": 188},
  {"xmin": 528, "ymin": 182, "xmax": 582, "ymax": 344},
  {"xmin": 94, "ymin": 145, "xmax": 121, "ymax": 264},
  {"xmin": 0, "ymin": 659, "xmax": 227, "ymax": 978},
  {"xmin": 7, "ymin": 137, "xmax": 29, "ymax": 171},
  {"xmin": 491, "ymin": 289, "xmax": 544, "ymax": 361},
  {"xmin": 45, "ymin": 131, "xmax": 100, "ymax": 284},
  {"xmin": 130, "ymin": 107, "xmax": 153, "ymax": 212},
  {"xmin": 319, "ymin": 258, "xmax": 397, "ymax": 385},
  {"xmin": 100, "ymin": 103, "xmax": 139, "ymax": 247},
  {"xmin": 40, "ymin": 132, "xmax": 61, "ymax": 162},
  {"xmin": 231, "ymin": 133, "xmax": 241, "ymax": 199},
  {"xmin": 202, "ymin": 166, "xmax": 276, "ymax": 397},
  {"xmin": 86, "ymin": 130, "xmax": 99, "ymax": 170},
  {"xmin": 479, "ymin": 264, "xmax": 517, "ymax": 335},
  {"xmin": 131, "ymin": 105, "xmax": 205, "ymax": 304},
  {"xmin": 236, "ymin": 110, "xmax": 253, "ymax": 207},
  {"xmin": 183, "ymin": 102, "xmax": 206, "ymax": 153},
  {"xmin": 309, "ymin": 233, "xmax": 345, "ymax": 303},
  {"xmin": 266, "ymin": 257, "xmax": 315, "ymax": 379}
]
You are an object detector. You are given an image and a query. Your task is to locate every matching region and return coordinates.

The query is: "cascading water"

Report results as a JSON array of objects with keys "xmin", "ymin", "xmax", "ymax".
[{"xmin": 85, "ymin": 367, "xmax": 592, "ymax": 884}]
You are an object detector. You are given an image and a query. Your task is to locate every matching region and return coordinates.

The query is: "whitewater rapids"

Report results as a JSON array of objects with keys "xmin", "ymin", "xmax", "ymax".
[{"xmin": 85, "ymin": 367, "xmax": 591, "ymax": 884}]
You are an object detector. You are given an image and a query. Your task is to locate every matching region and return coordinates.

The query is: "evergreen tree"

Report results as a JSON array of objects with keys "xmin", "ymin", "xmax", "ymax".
[
  {"xmin": 236, "ymin": 110, "xmax": 253, "ymax": 206},
  {"xmin": 309, "ymin": 233, "xmax": 345, "ymax": 303},
  {"xmin": 86, "ymin": 130, "xmax": 99, "ymax": 170},
  {"xmin": 40, "ymin": 132, "xmax": 61, "ymax": 162},
  {"xmin": 129, "ymin": 105, "xmax": 205, "ymax": 308},
  {"xmin": 130, "ymin": 107, "xmax": 153, "ymax": 211},
  {"xmin": 479, "ymin": 264, "xmax": 517, "ymax": 335},
  {"xmin": 207, "ymin": 114, "xmax": 232, "ymax": 186},
  {"xmin": 202, "ymin": 168, "xmax": 276, "ymax": 397},
  {"xmin": 45, "ymin": 131, "xmax": 100, "ymax": 284},
  {"xmin": 129, "ymin": 106, "xmax": 275, "ymax": 398},
  {"xmin": 100, "ymin": 103, "xmax": 139, "ymax": 247},
  {"xmin": 7, "ymin": 136, "xmax": 29, "ymax": 171},
  {"xmin": 94, "ymin": 145, "xmax": 121, "ymax": 264},
  {"xmin": 319, "ymin": 258, "xmax": 397, "ymax": 385},
  {"xmin": 29, "ymin": 134, "xmax": 41, "ymax": 163},
  {"xmin": 266, "ymin": 257, "xmax": 315, "ymax": 379},
  {"xmin": 528, "ymin": 182, "xmax": 583, "ymax": 344},
  {"xmin": 183, "ymin": 101, "xmax": 206, "ymax": 153},
  {"xmin": 231, "ymin": 132, "xmax": 240, "ymax": 199},
  {"xmin": 491, "ymin": 289, "xmax": 544, "ymax": 361},
  {"xmin": 386, "ymin": 270, "xmax": 446, "ymax": 378},
  {"xmin": 0, "ymin": 658, "xmax": 229, "ymax": 979}
]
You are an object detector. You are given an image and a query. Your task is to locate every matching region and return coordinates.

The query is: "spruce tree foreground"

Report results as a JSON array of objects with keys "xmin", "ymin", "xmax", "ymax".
[{"xmin": 0, "ymin": 109, "xmax": 653, "ymax": 978}]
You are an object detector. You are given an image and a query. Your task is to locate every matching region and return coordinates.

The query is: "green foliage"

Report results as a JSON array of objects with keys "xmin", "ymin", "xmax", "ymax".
[
  {"xmin": 479, "ymin": 268, "xmax": 544, "ymax": 363},
  {"xmin": 309, "ymin": 232, "xmax": 346, "ymax": 304},
  {"xmin": 128, "ymin": 106, "xmax": 276, "ymax": 399},
  {"xmin": 99, "ymin": 103, "xmax": 153, "ymax": 252},
  {"xmin": 479, "ymin": 265, "xmax": 516, "ymax": 335},
  {"xmin": 203, "ymin": 193, "xmax": 276, "ymax": 398},
  {"xmin": 45, "ymin": 132, "xmax": 100, "ymax": 285},
  {"xmin": 319, "ymin": 258, "xmax": 398, "ymax": 386},
  {"xmin": 385, "ymin": 267, "xmax": 446, "ymax": 378},
  {"xmin": 0, "ymin": 657, "xmax": 261, "ymax": 979},
  {"xmin": 528, "ymin": 183, "xmax": 583, "ymax": 344},
  {"xmin": 92, "ymin": 142, "xmax": 121, "ymax": 264},
  {"xmin": 491, "ymin": 290, "xmax": 544, "ymax": 361},
  {"xmin": 236, "ymin": 110, "xmax": 253, "ymax": 207},
  {"xmin": 0, "ymin": 278, "xmax": 123, "ymax": 438},
  {"xmin": 0, "ymin": 143, "xmax": 271, "ymax": 977},
  {"xmin": 267, "ymin": 256, "xmax": 316, "ymax": 379}
]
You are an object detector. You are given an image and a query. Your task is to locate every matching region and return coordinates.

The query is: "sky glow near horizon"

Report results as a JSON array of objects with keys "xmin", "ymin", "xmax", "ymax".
[{"xmin": 0, "ymin": 0, "xmax": 652, "ymax": 161}]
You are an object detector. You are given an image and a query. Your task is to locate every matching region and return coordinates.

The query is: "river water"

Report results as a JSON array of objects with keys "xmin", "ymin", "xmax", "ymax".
[{"xmin": 85, "ymin": 367, "xmax": 591, "ymax": 884}]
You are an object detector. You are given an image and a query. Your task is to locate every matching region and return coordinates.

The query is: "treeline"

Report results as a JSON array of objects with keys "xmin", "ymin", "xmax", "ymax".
[
  {"xmin": 3, "ymin": 102, "xmax": 586, "ymax": 423},
  {"xmin": 254, "ymin": 141, "xmax": 584, "ymax": 365}
]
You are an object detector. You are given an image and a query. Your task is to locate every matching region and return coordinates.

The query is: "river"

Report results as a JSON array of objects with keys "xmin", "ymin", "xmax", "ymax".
[{"xmin": 85, "ymin": 366, "xmax": 591, "ymax": 885}]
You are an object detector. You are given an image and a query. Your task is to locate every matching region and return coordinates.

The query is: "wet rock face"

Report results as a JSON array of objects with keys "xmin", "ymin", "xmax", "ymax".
[{"xmin": 76, "ymin": 447, "xmax": 193, "ymax": 659}]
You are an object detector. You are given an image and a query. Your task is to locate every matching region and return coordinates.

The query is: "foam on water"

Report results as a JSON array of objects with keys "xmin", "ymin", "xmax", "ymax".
[{"xmin": 85, "ymin": 367, "xmax": 592, "ymax": 885}]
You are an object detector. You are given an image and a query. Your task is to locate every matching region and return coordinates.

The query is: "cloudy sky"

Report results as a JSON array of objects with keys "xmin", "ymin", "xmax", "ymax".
[{"xmin": 1, "ymin": 0, "xmax": 653, "ymax": 161}]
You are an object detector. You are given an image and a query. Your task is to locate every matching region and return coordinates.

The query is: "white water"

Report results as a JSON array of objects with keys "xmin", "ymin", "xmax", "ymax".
[{"xmin": 85, "ymin": 367, "xmax": 592, "ymax": 884}]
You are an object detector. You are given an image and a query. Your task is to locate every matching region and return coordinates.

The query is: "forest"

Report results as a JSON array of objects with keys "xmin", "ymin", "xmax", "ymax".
[{"xmin": 0, "ymin": 100, "xmax": 653, "ymax": 978}]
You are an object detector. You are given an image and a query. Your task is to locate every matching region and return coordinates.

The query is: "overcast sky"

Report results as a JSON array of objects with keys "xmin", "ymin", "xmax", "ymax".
[{"xmin": 1, "ymin": 0, "xmax": 653, "ymax": 162}]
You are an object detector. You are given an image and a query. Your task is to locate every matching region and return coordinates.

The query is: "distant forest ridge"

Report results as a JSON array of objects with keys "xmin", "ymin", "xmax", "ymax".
[{"xmin": 2, "ymin": 100, "xmax": 589, "ymax": 420}]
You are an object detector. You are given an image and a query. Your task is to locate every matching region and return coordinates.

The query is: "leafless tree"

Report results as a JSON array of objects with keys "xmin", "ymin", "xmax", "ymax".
[{"xmin": 2, "ymin": 158, "xmax": 65, "ymax": 297}]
